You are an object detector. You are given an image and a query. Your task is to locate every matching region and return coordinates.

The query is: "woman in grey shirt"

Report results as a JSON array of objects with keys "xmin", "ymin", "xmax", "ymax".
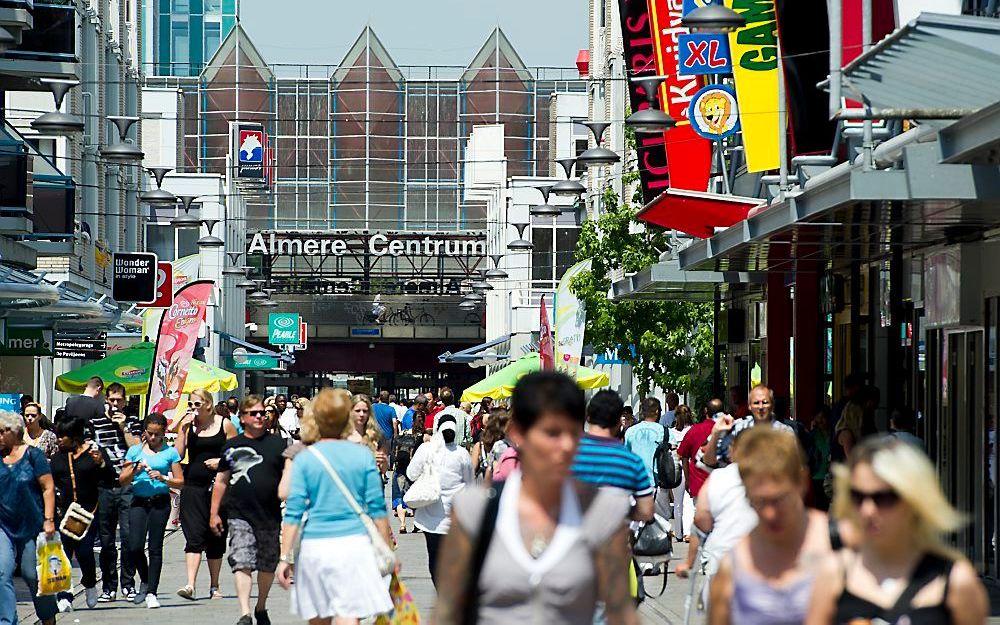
[{"xmin": 433, "ymin": 372, "xmax": 638, "ymax": 625}]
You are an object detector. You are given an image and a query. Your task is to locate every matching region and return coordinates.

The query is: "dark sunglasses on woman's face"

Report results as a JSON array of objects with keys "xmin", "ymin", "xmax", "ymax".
[
  {"xmin": 188, "ymin": 401, "xmax": 203, "ymax": 408},
  {"xmin": 849, "ymin": 488, "xmax": 901, "ymax": 509},
  {"xmin": 242, "ymin": 409, "xmax": 267, "ymax": 418}
]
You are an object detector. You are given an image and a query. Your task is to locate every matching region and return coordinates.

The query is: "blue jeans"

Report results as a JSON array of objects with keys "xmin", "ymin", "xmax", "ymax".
[{"xmin": 0, "ymin": 531, "xmax": 58, "ymax": 625}]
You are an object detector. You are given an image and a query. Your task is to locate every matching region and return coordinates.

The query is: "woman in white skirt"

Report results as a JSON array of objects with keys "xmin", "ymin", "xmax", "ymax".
[{"xmin": 277, "ymin": 388, "xmax": 393, "ymax": 624}]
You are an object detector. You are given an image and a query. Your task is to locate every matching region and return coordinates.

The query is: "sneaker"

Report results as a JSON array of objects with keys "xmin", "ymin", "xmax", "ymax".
[
  {"xmin": 97, "ymin": 590, "xmax": 115, "ymax": 603},
  {"xmin": 122, "ymin": 587, "xmax": 137, "ymax": 602},
  {"xmin": 254, "ymin": 610, "xmax": 271, "ymax": 625},
  {"xmin": 133, "ymin": 583, "xmax": 148, "ymax": 605},
  {"xmin": 86, "ymin": 587, "xmax": 99, "ymax": 608},
  {"xmin": 56, "ymin": 598, "xmax": 73, "ymax": 613},
  {"xmin": 235, "ymin": 615, "xmax": 253, "ymax": 625},
  {"xmin": 176, "ymin": 585, "xmax": 195, "ymax": 601},
  {"xmin": 209, "ymin": 586, "xmax": 223, "ymax": 600},
  {"xmin": 145, "ymin": 594, "xmax": 161, "ymax": 609}
]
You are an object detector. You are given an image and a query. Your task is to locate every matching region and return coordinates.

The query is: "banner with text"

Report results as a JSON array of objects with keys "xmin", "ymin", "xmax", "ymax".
[
  {"xmin": 726, "ymin": 0, "xmax": 781, "ymax": 172},
  {"xmin": 555, "ymin": 260, "xmax": 591, "ymax": 378},
  {"xmin": 540, "ymin": 294, "xmax": 554, "ymax": 371},
  {"xmin": 618, "ymin": 0, "xmax": 671, "ymax": 204},
  {"xmin": 648, "ymin": 0, "xmax": 713, "ymax": 192},
  {"xmin": 146, "ymin": 280, "xmax": 213, "ymax": 426}
]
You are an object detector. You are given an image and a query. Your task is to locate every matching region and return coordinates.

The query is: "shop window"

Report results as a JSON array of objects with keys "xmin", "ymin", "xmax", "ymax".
[{"xmin": 5, "ymin": 3, "xmax": 76, "ymax": 61}]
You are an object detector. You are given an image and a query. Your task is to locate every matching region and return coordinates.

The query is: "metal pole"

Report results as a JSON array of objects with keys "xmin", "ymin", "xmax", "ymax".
[
  {"xmin": 829, "ymin": 0, "xmax": 842, "ymax": 120},
  {"xmin": 861, "ymin": 0, "xmax": 874, "ymax": 170},
  {"xmin": 777, "ymin": 42, "xmax": 788, "ymax": 199}
]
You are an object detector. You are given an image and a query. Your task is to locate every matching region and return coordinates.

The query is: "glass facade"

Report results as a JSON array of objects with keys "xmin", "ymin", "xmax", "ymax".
[
  {"xmin": 150, "ymin": 0, "xmax": 236, "ymax": 76},
  {"xmin": 149, "ymin": 27, "xmax": 586, "ymax": 232}
]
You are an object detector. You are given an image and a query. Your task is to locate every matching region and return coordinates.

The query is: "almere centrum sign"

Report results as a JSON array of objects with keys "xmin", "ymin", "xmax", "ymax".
[{"xmin": 247, "ymin": 232, "xmax": 486, "ymax": 258}]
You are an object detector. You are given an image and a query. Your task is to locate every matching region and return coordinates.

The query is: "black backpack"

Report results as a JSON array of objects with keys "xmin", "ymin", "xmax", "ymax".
[
  {"xmin": 652, "ymin": 425, "xmax": 683, "ymax": 490},
  {"xmin": 394, "ymin": 433, "xmax": 419, "ymax": 468}
]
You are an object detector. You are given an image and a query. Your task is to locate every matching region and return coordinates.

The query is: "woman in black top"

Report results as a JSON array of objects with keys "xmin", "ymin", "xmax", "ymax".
[
  {"xmin": 806, "ymin": 437, "xmax": 988, "ymax": 625},
  {"xmin": 50, "ymin": 416, "xmax": 115, "ymax": 611},
  {"xmin": 174, "ymin": 388, "xmax": 237, "ymax": 601}
]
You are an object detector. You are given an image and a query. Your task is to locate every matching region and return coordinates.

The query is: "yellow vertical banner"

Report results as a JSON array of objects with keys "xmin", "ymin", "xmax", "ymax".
[{"xmin": 726, "ymin": 0, "xmax": 780, "ymax": 172}]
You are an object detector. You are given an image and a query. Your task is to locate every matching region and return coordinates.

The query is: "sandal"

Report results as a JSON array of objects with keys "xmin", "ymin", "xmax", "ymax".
[
  {"xmin": 176, "ymin": 585, "xmax": 195, "ymax": 601},
  {"xmin": 210, "ymin": 587, "xmax": 223, "ymax": 600}
]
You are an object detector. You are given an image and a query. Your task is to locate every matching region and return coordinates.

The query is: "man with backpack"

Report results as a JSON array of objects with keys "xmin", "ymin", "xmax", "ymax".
[
  {"xmin": 624, "ymin": 397, "xmax": 678, "ymax": 520},
  {"xmin": 570, "ymin": 390, "xmax": 654, "ymax": 522}
]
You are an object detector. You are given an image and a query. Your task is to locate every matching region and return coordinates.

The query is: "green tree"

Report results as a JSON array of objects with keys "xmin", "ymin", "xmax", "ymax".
[{"xmin": 570, "ymin": 186, "xmax": 716, "ymax": 398}]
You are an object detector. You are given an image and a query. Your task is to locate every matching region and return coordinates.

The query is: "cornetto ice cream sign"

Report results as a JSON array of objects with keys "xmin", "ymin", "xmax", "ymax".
[{"xmin": 247, "ymin": 232, "xmax": 486, "ymax": 258}]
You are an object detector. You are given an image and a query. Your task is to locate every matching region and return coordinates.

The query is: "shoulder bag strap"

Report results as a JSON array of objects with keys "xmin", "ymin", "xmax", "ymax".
[
  {"xmin": 305, "ymin": 446, "xmax": 366, "ymax": 518},
  {"xmin": 461, "ymin": 481, "xmax": 505, "ymax": 625},
  {"xmin": 68, "ymin": 451, "xmax": 78, "ymax": 504}
]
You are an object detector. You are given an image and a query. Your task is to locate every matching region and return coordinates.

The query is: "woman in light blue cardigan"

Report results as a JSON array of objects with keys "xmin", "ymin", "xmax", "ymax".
[{"xmin": 276, "ymin": 388, "xmax": 393, "ymax": 624}]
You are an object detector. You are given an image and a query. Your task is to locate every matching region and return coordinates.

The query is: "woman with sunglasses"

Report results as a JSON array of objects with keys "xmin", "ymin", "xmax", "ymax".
[
  {"xmin": 708, "ymin": 427, "xmax": 832, "ymax": 625},
  {"xmin": 120, "ymin": 412, "xmax": 184, "ymax": 609},
  {"xmin": 806, "ymin": 437, "xmax": 988, "ymax": 625},
  {"xmin": 174, "ymin": 388, "xmax": 237, "ymax": 601}
]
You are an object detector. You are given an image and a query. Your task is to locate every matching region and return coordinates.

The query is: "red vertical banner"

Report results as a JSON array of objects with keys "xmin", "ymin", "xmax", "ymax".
[
  {"xmin": 539, "ymin": 294, "xmax": 554, "ymax": 371},
  {"xmin": 648, "ymin": 0, "xmax": 713, "ymax": 191},
  {"xmin": 146, "ymin": 280, "xmax": 214, "ymax": 425}
]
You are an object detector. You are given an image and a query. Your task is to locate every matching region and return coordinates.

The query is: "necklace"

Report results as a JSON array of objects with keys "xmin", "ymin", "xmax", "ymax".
[{"xmin": 529, "ymin": 533, "xmax": 549, "ymax": 558}]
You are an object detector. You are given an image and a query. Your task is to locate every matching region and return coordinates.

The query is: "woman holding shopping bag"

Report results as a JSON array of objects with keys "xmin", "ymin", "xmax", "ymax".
[
  {"xmin": 277, "ymin": 388, "xmax": 394, "ymax": 624},
  {"xmin": 405, "ymin": 413, "xmax": 472, "ymax": 588},
  {"xmin": 49, "ymin": 416, "xmax": 115, "ymax": 612},
  {"xmin": 0, "ymin": 409, "xmax": 59, "ymax": 625}
]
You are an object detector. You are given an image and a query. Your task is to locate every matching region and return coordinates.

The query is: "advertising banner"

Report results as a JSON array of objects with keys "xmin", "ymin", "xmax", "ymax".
[
  {"xmin": 647, "ymin": 0, "xmax": 713, "ymax": 191},
  {"xmin": 555, "ymin": 260, "xmax": 591, "ymax": 378},
  {"xmin": 539, "ymin": 295, "xmax": 554, "ymax": 371},
  {"xmin": 112, "ymin": 252, "xmax": 157, "ymax": 302},
  {"xmin": 689, "ymin": 85, "xmax": 741, "ymax": 141},
  {"xmin": 146, "ymin": 280, "xmax": 213, "ymax": 425},
  {"xmin": 618, "ymin": 0, "xmax": 671, "ymax": 205},
  {"xmin": 725, "ymin": 0, "xmax": 780, "ymax": 172}
]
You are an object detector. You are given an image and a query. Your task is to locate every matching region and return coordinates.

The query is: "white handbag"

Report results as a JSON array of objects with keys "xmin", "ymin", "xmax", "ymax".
[
  {"xmin": 305, "ymin": 447, "xmax": 396, "ymax": 577},
  {"xmin": 403, "ymin": 444, "xmax": 442, "ymax": 509}
]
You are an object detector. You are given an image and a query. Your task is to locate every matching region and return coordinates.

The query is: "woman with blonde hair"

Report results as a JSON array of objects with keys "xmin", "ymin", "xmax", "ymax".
[
  {"xmin": 174, "ymin": 388, "xmax": 237, "ymax": 601},
  {"xmin": 277, "ymin": 388, "xmax": 393, "ymax": 624},
  {"xmin": 805, "ymin": 436, "xmax": 988, "ymax": 625},
  {"xmin": 348, "ymin": 394, "xmax": 388, "ymax": 473},
  {"xmin": 708, "ymin": 427, "xmax": 831, "ymax": 625}
]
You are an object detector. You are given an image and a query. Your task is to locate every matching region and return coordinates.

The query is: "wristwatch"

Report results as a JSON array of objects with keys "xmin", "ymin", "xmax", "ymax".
[{"xmin": 279, "ymin": 552, "xmax": 295, "ymax": 565}]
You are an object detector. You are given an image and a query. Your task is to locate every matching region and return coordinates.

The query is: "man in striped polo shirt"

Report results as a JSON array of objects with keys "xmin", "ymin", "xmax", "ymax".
[{"xmin": 571, "ymin": 390, "xmax": 654, "ymax": 522}]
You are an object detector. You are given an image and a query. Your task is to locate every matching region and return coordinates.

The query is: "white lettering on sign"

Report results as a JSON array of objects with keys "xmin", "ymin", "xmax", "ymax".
[{"xmin": 248, "ymin": 233, "xmax": 486, "ymax": 258}]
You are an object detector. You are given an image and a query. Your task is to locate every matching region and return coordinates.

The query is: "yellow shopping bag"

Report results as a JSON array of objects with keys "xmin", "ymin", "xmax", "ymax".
[
  {"xmin": 374, "ymin": 573, "xmax": 420, "ymax": 625},
  {"xmin": 36, "ymin": 533, "xmax": 72, "ymax": 596}
]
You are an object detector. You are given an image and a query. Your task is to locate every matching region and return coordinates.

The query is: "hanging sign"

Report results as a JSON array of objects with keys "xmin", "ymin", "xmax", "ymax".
[
  {"xmin": 689, "ymin": 85, "xmax": 741, "ymax": 141},
  {"xmin": 137, "ymin": 262, "xmax": 174, "ymax": 309},
  {"xmin": 725, "ymin": 0, "xmax": 781, "ymax": 172},
  {"xmin": 268, "ymin": 313, "xmax": 301, "ymax": 345},
  {"xmin": 678, "ymin": 34, "xmax": 732, "ymax": 76},
  {"xmin": 648, "ymin": 0, "xmax": 714, "ymax": 191},
  {"xmin": 235, "ymin": 123, "xmax": 265, "ymax": 179},
  {"xmin": 555, "ymin": 260, "xmax": 591, "ymax": 378},
  {"xmin": 112, "ymin": 252, "xmax": 157, "ymax": 302}
]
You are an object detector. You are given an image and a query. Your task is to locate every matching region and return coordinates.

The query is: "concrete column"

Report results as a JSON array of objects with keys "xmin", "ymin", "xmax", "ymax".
[
  {"xmin": 766, "ymin": 272, "xmax": 792, "ymax": 400},
  {"xmin": 794, "ymin": 270, "xmax": 820, "ymax": 425}
]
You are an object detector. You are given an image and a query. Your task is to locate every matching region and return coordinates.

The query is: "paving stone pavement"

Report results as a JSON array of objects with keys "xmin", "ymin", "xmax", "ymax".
[{"xmin": 15, "ymin": 523, "xmax": 694, "ymax": 625}]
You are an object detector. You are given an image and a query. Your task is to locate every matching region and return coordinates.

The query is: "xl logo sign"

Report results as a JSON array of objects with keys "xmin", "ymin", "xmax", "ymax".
[{"xmin": 678, "ymin": 33, "xmax": 733, "ymax": 76}]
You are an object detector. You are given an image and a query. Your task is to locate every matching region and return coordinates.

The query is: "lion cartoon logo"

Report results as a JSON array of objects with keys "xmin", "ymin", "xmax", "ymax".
[{"xmin": 699, "ymin": 93, "xmax": 732, "ymax": 136}]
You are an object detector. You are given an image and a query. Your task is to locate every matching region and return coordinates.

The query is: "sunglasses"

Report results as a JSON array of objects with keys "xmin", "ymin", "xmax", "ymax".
[
  {"xmin": 849, "ymin": 488, "xmax": 901, "ymax": 509},
  {"xmin": 242, "ymin": 409, "xmax": 267, "ymax": 417},
  {"xmin": 188, "ymin": 401, "xmax": 204, "ymax": 408}
]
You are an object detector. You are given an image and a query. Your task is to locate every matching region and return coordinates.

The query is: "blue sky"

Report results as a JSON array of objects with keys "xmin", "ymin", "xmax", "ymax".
[{"xmin": 240, "ymin": 0, "xmax": 588, "ymax": 68}]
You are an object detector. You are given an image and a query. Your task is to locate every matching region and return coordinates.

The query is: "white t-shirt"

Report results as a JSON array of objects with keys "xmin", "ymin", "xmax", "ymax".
[
  {"xmin": 406, "ymin": 438, "xmax": 473, "ymax": 534},
  {"xmin": 389, "ymin": 402, "xmax": 407, "ymax": 420},
  {"xmin": 278, "ymin": 407, "xmax": 299, "ymax": 436},
  {"xmin": 701, "ymin": 463, "xmax": 757, "ymax": 575}
]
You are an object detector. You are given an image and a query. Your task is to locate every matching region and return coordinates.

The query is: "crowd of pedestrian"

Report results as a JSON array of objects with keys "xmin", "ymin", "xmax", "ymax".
[{"xmin": 1, "ymin": 372, "xmax": 993, "ymax": 625}]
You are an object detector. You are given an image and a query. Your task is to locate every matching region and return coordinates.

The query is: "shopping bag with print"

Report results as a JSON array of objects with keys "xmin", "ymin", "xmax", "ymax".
[
  {"xmin": 375, "ymin": 573, "xmax": 421, "ymax": 625},
  {"xmin": 35, "ymin": 532, "xmax": 72, "ymax": 596}
]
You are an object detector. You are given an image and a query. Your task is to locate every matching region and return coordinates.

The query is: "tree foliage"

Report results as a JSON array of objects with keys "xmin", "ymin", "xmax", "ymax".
[{"xmin": 570, "ymin": 186, "xmax": 716, "ymax": 397}]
